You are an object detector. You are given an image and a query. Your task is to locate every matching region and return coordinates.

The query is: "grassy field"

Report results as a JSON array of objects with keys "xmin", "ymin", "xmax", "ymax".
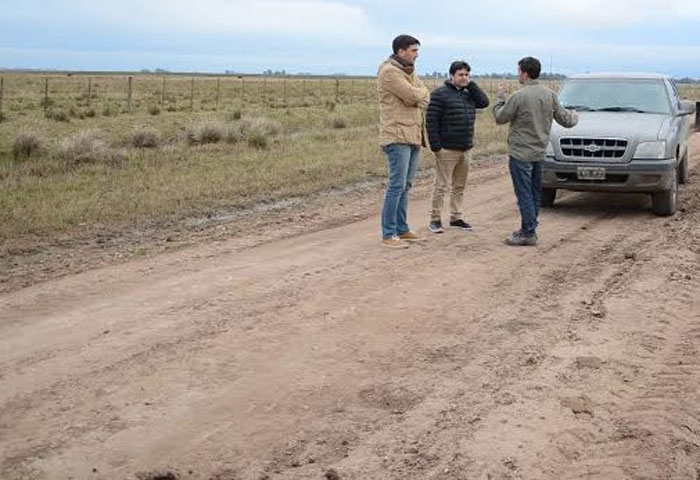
[
  {"xmin": 0, "ymin": 73, "xmax": 510, "ymax": 243},
  {"xmin": 0, "ymin": 73, "xmax": 697, "ymax": 244}
]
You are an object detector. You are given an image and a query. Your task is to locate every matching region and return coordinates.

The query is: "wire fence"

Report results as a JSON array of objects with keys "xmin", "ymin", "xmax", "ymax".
[
  {"xmin": 0, "ymin": 73, "xmax": 552, "ymax": 118},
  {"xmin": 2, "ymin": 73, "xmax": 698, "ymax": 120},
  {"xmin": 0, "ymin": 74, "xmax": 378, "ymax": 116}
]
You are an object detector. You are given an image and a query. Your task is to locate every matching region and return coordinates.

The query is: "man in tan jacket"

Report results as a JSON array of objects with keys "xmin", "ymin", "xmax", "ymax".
[{"xmin": 377, "ymin": 34, "xmax": 430, "ymax": 249}]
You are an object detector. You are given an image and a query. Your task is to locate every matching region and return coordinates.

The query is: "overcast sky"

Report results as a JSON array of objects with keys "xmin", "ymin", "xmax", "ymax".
[{"xmin": 1, "ymin": 0, "xmax": 699, "ymax": 77}]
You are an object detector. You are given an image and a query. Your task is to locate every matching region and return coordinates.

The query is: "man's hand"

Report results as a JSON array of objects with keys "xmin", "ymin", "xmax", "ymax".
[
  {"xmin": 570, "ymin": 110, "xmax": 579, "ymax": 123},
  {"xmin": 496, "ymin": 83, "xmax": 507, "ymax": 102}
]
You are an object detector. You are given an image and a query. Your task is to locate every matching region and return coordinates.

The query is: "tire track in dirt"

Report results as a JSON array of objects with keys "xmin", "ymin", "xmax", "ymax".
[
  {"xmin": 445, "ymin": 162, "xmax": 700, "ymax": 480},
  {"xmin": 250, "ymin": 184, "xmax": 689, "ymax": 479},
  {"xmin": 1, "ymin": 250, "xmax": 376, "ymax": 477},
  {"xmin": 262, "ymin": 142, "xmax": 700, "ymax": 479},
  {"xmin": 541, "ymin": 165, "xmax": 700, "ymax": 479}
]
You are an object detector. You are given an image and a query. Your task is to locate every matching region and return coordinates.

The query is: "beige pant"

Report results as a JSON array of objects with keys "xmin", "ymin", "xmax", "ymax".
[{"xmin": 430, "ymin": 149, "xmax": 471, "ymax": 222}]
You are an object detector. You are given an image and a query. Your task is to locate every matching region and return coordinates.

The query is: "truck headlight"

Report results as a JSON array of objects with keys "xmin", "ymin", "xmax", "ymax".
[
  {"xmin": 546, "ymin": 141, "xmax": 554, "ymax": 157},
  {"xmin": 634, "ymin": 141, "xmax": 666, "ymax": 159}
]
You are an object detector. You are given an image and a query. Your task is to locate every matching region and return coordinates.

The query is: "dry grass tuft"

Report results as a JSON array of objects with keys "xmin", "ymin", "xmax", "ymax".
[
  {"xmin": 12, "ymin": 129, "xmax": 45, "ymax": 159},
  {"xmin": 130, "ymin": 126, "xmax": 160, "ymax": 149},
  {"xmin": 227, "ymin": 109, "xmax": 242, "ymax": 121},
  {"xmin": 56, "ymin": 129, "xmax": 109, "ymax": 166},
  {"xmin": 236, "ymin": 117, "xmax": 281, "ymax": 137},
  {"xmin": 330, "ymin": 116, "xmax": 348, "ymax": 129},
  {"xmin": 185, "ymin": 121, "xmax": 225, "ymax": 145},
  {"xmin": 47, "ymin": 109, "xmax": 70, "ymax": 122},
  {"xmin": 228, "ymin": 117, "xmax": 282, "ymax": 149}
]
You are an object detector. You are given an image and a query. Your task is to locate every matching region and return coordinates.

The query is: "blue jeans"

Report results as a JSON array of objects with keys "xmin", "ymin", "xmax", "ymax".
[
  {"xmin": 381, "ymin": 143, "xmax": 420, "ymax": 238},
  {"xmin": 509, "ymin": 156, "xmax": 542, "ymax": 237}
]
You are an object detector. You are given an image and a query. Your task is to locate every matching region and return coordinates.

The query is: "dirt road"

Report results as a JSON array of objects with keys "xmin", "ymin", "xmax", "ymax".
[{"xmin": 2, "ymin": 135, "xmax": 700, "ymax": 480}]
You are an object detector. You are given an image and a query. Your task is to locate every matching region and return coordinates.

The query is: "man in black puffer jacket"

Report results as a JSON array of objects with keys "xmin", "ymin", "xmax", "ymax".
[{"xmin": 426, "ymin": 61, "xmax": 489, "ymax": 233}]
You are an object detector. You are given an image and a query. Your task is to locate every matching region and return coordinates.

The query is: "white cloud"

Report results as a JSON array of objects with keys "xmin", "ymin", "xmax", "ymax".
[
  {"xmin": 0, "ymin": 45, "xmax": 363, "ymax": 72},
  {"xmin": 529, "ymin": 0, "xmax": 700, "ymax": 26},
  {"xmin": 422, "ymin": 33, "xmax": 700, "ymax": 58},
  {"xmin": 416, "ymin": 33, "xmax": 700, "ymax": 77},
  {"xmin": 66, "ymin": 0, "xmax": 378, "ymax": 39},
  {"xmin": 2, "ymin": 1, "xmax": 699, "ymax": 75}
]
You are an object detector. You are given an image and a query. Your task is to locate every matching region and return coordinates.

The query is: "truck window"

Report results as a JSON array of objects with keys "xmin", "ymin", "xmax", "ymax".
[{"xmin": 559, "ymin": 79, "xmax": 671, "ymax": 115}]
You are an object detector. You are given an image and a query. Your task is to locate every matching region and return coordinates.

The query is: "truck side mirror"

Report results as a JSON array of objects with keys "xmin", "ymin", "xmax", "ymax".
[{"xmin": 678, "ymin": 99, "xmax": 696, "ymax": 116}]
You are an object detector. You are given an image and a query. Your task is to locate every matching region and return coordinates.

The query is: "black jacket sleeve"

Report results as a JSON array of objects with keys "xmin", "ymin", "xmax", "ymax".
[
  {"xmin": 467, "ymin": 82, "xmax": 490, "ymax": 109},
  {"xmin": 426, "ymin": 88, "xmax": 445, "ymax": 152}
]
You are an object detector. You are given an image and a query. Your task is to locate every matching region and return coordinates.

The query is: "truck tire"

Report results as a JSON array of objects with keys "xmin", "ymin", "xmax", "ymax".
[
  {"xmin": 678, "ymin": 154, "xmax": 689, "ymax": 185},
  {"xmin": 541, "ymin": 188, "xmax": 557, "ymax": 207},
  {"xmin": 652, "ymin": 169, "xmax": 678, "ymax": 216}
]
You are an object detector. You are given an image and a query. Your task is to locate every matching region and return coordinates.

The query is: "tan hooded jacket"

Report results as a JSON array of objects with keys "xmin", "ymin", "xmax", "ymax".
[{"xmin": 377, "ymin": 57, "xmax": 430, "ymax": 147}]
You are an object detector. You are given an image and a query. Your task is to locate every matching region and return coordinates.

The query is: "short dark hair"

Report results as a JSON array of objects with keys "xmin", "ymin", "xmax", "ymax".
[
  {"xmin": 518, "ymin": 56, "xmax": 541, "ymax": 79},
  {"xmin": 392, "ymin": 34, "xmax": 420, "ymax": 54},
  {"xmin": 449, "ymin": 61, "xmax": 471, "ymax": 76}
]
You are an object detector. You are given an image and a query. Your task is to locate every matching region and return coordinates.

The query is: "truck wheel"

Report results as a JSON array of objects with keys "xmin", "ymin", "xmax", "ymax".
[
  {"xmin": 541, "ymin": 188, "xmax": 557, "ymax": 207},
  {"xmin": 678, "ymin": 154, "xmax": 689, "ymax": 185},
  {"xmin": 652, "ymin": 170, "xmax": 678, "ymax": 216}
]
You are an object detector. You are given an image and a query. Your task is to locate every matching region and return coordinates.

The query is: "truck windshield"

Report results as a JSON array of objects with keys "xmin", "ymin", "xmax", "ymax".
[{"xmin": 559, "ymin": 79, "xmax": 671, "ymax": 114}]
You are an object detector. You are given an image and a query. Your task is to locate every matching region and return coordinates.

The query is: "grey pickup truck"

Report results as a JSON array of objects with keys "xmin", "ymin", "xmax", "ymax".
[{"xmin": 542, "ymin": 73, "xmax": 695, "ymax": 215}]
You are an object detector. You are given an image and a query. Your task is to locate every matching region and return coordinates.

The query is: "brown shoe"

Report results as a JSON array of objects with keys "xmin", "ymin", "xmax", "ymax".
[
  {"xmin": 382, "ymin": 236, "xmax": 409, "ymax": 249},
  {"xmin": 398, "ymin": 230, "xmax": 421, "ymax": 242}
]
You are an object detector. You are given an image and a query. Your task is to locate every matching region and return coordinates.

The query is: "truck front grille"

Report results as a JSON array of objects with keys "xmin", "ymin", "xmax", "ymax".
[{"xmin": 559, "ymin": 137, "xmax": 628, "ymax": 161}]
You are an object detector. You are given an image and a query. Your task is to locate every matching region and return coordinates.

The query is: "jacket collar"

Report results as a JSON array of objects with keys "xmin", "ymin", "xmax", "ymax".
[
  {"xmin": 444, "ymin": 80, "xmax": 467, "ymax": 91},
  {"xmin": 388, "ymin": 55, "xmax": 415, "ymax": 75}
]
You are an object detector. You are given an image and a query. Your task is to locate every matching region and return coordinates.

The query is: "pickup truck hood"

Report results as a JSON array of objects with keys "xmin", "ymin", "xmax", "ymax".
[{"xmin": 551, "ymin": 112, "xmax": 669, "ymax": 141}]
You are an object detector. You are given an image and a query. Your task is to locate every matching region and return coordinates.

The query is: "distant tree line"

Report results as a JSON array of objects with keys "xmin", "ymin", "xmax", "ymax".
[
  {"xmin": 473, "ymin": 72, "xmax": 568, "ymax": 80},
  {"xmin": 675, "ymin": 77, "xmax": 700, "ymax": 84},
  {"xmin": 3, "ymin": 67, "xmax": 699, "ymax": 83}
]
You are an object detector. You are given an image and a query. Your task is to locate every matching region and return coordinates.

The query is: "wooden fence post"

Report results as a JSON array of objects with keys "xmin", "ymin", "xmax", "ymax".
[
  {"xmin": 161, "ymin": 76, "xmax": 166, "ymax": 106},
  {"xmin": 0, "ymin": 77, "xmax": 4, "ymax": 116},
  {"xmin": 335, "ymin": 77, "xmax": 340, "ymax": 104},
  {"xmin": 215, "ymin": 77, "xmax": 220, "ymax": 111},
  {"xmin": 281, "ymin": 77, "xmax": 287, "ymax": 158},
  {"xmin": 239, "ymin": 77, "xmax": 245, "ymax": 106},
  {"xmin": 262, "ymin": 77, "xmax": 267, "ymax": 106},
  {"xmin": 283, "ymin": 75, "xmax": 288, "ymax": 113},
  {"xmin": 43, "ymin": 77, "xmax": 49, "ymax": 115},
  {"xmin": 126, "ymin": 76, "xmax": 133, "ymax": 112},
  {"xmin": 190, "ymin": 77, "xmax": 195, "ymax": 111}
]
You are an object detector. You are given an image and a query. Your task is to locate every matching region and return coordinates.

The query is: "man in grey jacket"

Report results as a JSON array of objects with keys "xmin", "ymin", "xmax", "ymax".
[{"xmin": 493, "ymin": 57, "xmax": 578, "ymax": 246}]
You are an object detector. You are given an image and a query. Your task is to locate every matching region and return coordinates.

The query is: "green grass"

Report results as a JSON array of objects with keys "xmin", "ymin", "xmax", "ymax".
[{"xmin": 0, "ymin": 125, "xmax": 388, "ymax": 239}]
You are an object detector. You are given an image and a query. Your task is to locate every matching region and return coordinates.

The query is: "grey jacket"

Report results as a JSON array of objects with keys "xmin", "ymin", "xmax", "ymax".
[{"xmin": 493, "ymin": 80, "xmax": 577, "ymax": 161}]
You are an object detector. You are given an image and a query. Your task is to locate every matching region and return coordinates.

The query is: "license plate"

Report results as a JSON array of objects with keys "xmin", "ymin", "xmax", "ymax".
[{"xmin": 577, "ymin": 166, "xmax": 606, "ymax": 180}]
